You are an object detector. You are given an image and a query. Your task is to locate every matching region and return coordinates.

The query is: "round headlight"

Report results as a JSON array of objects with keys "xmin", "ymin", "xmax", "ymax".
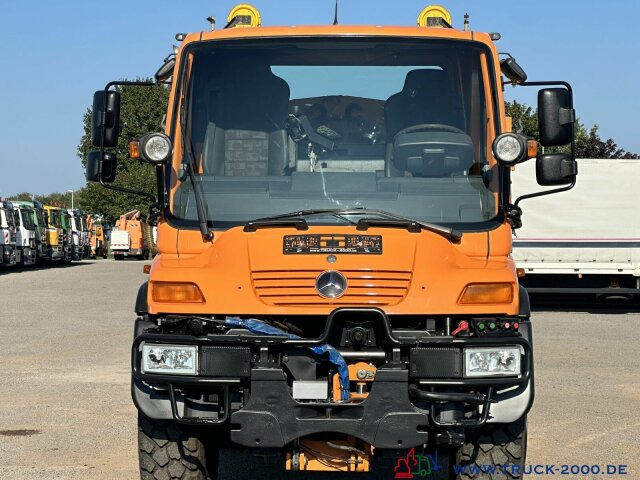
[
  {"xmin": 141, "ymin": 133, "xmax": 172, "ymax": 164},
  {"xmin": 492, "ymin": 133, "xmax": 525, "ymax": 165}
]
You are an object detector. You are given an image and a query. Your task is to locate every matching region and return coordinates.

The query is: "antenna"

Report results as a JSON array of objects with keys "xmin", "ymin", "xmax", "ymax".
[{"xmin": 333, "ymin": 0, "xmax": 339, "ymax": 25}]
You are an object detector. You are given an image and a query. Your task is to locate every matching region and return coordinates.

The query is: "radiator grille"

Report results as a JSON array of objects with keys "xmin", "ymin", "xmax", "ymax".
[{"xmin": 252, "ymin": 269, "xmax": 412, "ymax": 307}]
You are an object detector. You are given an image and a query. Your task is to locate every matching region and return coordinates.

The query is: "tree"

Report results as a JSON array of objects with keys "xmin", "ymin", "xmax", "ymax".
[
  {"xmin": 505, "ymin": 101, "xmax": 637, "ymax": 159},
  {"xmin": 575, "ymin": 125, "xmax": 639, "ymax": 159},
  {"xmin": 8, "ymin": 191, "xmax": 75, "ymax": 208},
  {"xmin": 505, "ymin": 101, "xmax": 538, "ymax": 139},
  {"xmin": 77, "ymin": 81, "xmax": 169, "ymax": 223}
]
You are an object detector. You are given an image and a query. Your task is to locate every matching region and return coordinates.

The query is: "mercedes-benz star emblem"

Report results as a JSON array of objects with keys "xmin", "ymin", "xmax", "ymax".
[{"xmin": 315, "ymin": 271, "xmax": 347, "ymax": 299}]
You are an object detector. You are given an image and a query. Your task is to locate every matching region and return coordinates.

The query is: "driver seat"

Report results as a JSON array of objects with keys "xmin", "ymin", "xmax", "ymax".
[
  {"xmin": 384, "ymin": 69, "xmax": 465, "ymax": 176},
  {"xmin": 384, "ymin": 69, "xmax": 464, "ymax": 141}
]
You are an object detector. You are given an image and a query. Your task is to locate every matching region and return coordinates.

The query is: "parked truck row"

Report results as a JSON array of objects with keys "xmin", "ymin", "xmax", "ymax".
[{"xmin": 0, "ymin": 200, "xmax": 114, "ymax": 268}]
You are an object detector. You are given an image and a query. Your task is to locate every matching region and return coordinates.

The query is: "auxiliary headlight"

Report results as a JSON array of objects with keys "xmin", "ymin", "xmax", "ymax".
[
  {"xmin": 141, "ymin": 344, "xmax": 197, "ymax": 375},
  {"xmin": 492, "ymin": 133, "xmax": 526, "ymax": 165},
  {"xmin": 140, "ymin": 133, "xmax": 172, "ymax": 165},
  {"xmin": 464, "ymin": 346, "xmax": 522, "ymax": 378}
]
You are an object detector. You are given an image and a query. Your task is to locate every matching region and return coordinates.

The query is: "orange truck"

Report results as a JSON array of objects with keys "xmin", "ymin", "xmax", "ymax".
[
  {"xmin": 110, "ymin": 210, "xmax": 149, "ymax": 260},
  {"xmin": 87, "ymin": 214, "xmax": 108, "ymax": 258},
  {"xmin": 86, "ymin": 4, "xmax": 578, "ymax": 478}
]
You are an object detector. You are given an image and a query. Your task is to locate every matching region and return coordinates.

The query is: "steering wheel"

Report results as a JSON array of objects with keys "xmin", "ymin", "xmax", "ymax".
[
  {"xmin": 395, "ymin": 123, "xmax": 466, "ymax": 137},
  {"xmin": 285, "ymin": 114, "xmax": 307, "ymax": 142}
]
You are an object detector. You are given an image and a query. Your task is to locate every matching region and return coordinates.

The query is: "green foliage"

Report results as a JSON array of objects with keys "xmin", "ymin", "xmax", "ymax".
[
  {"xmin": 505, "ymin": 100, "xmax": 637, "ymax": 159},
  {"xmin": 76, "ymin": 81, "xmax": 169, "ymax": 223},
  {"xmin": 9, "ymin": 191, "xmax": 76, "ymax": 208},
  {"xmin": 575, "ymin": 125, "xmax": 639, "ymax": 159},
  {"xmin": 505, "ymin": 101, "xmax": 538, "ymax": 139}
]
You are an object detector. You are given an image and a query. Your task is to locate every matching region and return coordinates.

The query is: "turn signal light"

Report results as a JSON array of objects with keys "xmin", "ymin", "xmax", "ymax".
[
  {"xmin": 129, "ymin": 141, "xmax": 140, "ymax": 159},
  {"xmin": 527, "ymin": 140, "xmax": 538, "ymax": 158},
  {"xmin": 151, "ymin": 282, "xmax": 205, "ymax": 303},
  {"xmin": 458, "ymin": 283, "xmax": 514, "ymax": 305}
]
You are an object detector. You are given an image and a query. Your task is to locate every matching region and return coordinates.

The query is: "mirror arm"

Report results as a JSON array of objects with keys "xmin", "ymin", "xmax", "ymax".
[
  {"xmin": 513, "ymin": 178, "xmax": 576, "ymax": 207},
  {"xmin": 97, "ymin": 80, "xmax": 162, "ymax": 205}
]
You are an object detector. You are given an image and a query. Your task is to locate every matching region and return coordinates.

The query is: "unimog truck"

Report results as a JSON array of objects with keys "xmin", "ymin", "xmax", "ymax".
[{"xmin": 86, "ymin": 4, "xmax": 578, "ymax": 478}]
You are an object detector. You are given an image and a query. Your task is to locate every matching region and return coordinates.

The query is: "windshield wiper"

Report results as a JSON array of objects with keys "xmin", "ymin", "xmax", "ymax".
[
  {"xmin": 244, "ymin": 208, "xmax": 363, "ymax": 231},
  {"xmin": 244, "ymin": 218, "xmax": 309, "ymax": 232},
  {"xmin": 180, "ymin": 64, "xmax": 213, "ymax": 241},
  {"xmin": 245, "ymin": 208, "xmax": 461, "ymax": 243},
  {"xmin": 356, "ymin": 212, "xmax": 462, "ymax": 244}
]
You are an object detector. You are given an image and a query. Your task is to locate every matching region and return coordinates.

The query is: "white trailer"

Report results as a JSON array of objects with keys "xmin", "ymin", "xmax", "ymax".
[{"xmin": 511, "ymin": 158, "xmax": 640, "ymax": 296}]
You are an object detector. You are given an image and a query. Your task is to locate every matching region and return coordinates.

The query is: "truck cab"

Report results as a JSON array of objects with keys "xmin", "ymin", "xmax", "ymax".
[
  {"xmin": 68, "ymin": 209, "xmax": 88, "ymax": 261},
  {"xmin": 11, "ymin": 201, "xmax": 48, "ymax": 261},
  {"xmin": 60, "ymin": 210, "xmax": 73, "ymax": 263},
  {"xmin": 43, "ymin": 205, "xmax": 65, "ymax": 261},
  {"xmin": 87, "ymin": 4, "xmax": 578, "ymax": 478},
  {"xmin": 12, "ymin": 204, "xmax": 36, "ymax": 266},
  {"xmin": 0, "ymin": 201, "xmax": 18, "ymax": 267},
  {"xmin": 88, "ymin": 214, "xmax": 108, "ymax": 258}
]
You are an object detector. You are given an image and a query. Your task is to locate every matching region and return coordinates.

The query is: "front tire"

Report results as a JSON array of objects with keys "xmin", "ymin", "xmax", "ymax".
[
  {"xmin": 138, "ymin": 414, "xmax": 208, "ymax": 480},
  {"xmin": 455, "ymin": 417, "xmax": 527, "ymax": 479}
]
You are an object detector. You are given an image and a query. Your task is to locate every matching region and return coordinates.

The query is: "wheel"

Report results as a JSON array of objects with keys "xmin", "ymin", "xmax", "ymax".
[
  {"xmin": 455, "ymin": 417, "xmax": 526, "ymax": 479},
  {"xmin": 138, "ymin": 414, "xmax": 209, "ymax": 480}
]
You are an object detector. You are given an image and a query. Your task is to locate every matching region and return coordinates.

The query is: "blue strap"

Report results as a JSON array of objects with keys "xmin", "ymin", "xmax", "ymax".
[{"xmin": 225, "ymin": 317, "xmax": 350, "ymax": 400}]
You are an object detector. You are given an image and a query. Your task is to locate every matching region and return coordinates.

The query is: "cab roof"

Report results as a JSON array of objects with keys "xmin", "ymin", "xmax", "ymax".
[{"xmin": 183, "ymin": 25, "xmax": 493, "ymax": 49}]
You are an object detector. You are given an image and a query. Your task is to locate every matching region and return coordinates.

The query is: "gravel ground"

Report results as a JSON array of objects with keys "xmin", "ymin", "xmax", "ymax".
[{"xmin": 1, "ymin": 261, "xmax": 638, "ymax": 479}]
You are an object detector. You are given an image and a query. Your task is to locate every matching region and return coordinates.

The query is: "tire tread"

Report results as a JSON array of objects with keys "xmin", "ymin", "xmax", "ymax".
[{"xmin": 138, "ymin": 414, "xmax": 207, "ymax": 480}]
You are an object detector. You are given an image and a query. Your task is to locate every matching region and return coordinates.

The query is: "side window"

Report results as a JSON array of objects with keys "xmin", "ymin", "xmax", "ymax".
[
  {"xmin": 6, "ymin": 210, "xmax": 15, "ymax": 228},
  {"xmin": 14, "ymin": 210, "xmax": 21, "ymax": 227}
]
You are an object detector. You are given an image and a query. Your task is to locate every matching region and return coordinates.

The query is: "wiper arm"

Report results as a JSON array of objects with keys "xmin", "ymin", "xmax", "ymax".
[
  {"xmin": 255, "ymin": 208, "xmax": 365, "ymax": 221},
  {"xmin": 244, "ymin": 218, "xmax": 309, "ymax": 232},
  {"xmin": 356, "ymin": 212, "xmax": 462, "ymax": 244},
  {"xmin": 180, "ymin": 67, "xmax": 212, "ymax": 241}
]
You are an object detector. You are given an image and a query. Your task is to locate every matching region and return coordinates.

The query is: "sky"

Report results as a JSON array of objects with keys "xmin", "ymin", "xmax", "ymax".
[{"xmin": 1, "ymin": 0, "xmax": 638, "ymax": 196}]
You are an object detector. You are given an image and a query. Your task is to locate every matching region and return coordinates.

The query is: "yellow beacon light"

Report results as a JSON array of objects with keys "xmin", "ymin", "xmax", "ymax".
[
  {"xmin": 417, "ymin": 5, "xmax": 453, "ymax": 28},
  {"xmin": 227, "ymin": 4, "xmax": 262, "ymax": 28}
]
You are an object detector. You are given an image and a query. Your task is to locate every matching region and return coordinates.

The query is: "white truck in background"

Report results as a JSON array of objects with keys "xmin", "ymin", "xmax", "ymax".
[
  {"xmin": 511, "ymin": 158, "xmax": 640, "ymax": 299},
  {"xmin": 13, "ymin": 204, "xmax": 36, "ymax": 266}
]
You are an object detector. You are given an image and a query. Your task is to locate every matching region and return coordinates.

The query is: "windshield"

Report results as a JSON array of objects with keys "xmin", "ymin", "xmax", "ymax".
[
  {"xmin": 36, "ymin": 210, "xmax": 45, "ymax": 227},
  {"xmin": 48, "ymin": 211, "xmax": 61, "ymax": 228},
  {"xmin": 20, "ymin": 209, "xmax": 35, "ymax": 230},
  {"xmin": 172, "ymin": 38, "xmax": 499, "ymax": 230}
]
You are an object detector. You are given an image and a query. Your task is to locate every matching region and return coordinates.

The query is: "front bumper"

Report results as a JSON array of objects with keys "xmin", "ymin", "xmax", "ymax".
[
  {"xmin": 20, "ymin": 247, "xmax": 35, "ymax": 265},
  {"xmin": 2, "ymin": 246, "xmax": 16, "ymax": 264},
  {"xmin": 132, "ymin": 309, "xmax": 533, "ymax": 448}
]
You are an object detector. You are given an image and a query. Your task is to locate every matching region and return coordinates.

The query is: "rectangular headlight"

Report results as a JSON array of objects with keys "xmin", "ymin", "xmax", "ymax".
[
  {"xmin": 464, "ymin": 346, "xmax": 522, "ymax": 378},
  {"xmin": 141, "ymin": 344, "xmax": 198, "ymax": 375}
]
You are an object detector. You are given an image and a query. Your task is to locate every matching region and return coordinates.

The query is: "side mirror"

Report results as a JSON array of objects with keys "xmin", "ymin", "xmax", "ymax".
[
  {"xmin": 91, "ymin": 91, "xmax": 121, "ymax": 148},
  {"xmin": 500, "ymin": 56, "xmax": 527, "ymax": 84},
  {"xmin": 86, "ymin": 151, "xmax": 117, "ymax": 183},
  {"xmin": 155, "ymin": 57, "xmax": 176, "ymax": 83},
  {"xmin": 536, "ymin": 153, "xmax": 577, "ymax": 186},
  {"xmin": 538, "ymin": 88, "xmax": 574, "ymax": 147}
]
